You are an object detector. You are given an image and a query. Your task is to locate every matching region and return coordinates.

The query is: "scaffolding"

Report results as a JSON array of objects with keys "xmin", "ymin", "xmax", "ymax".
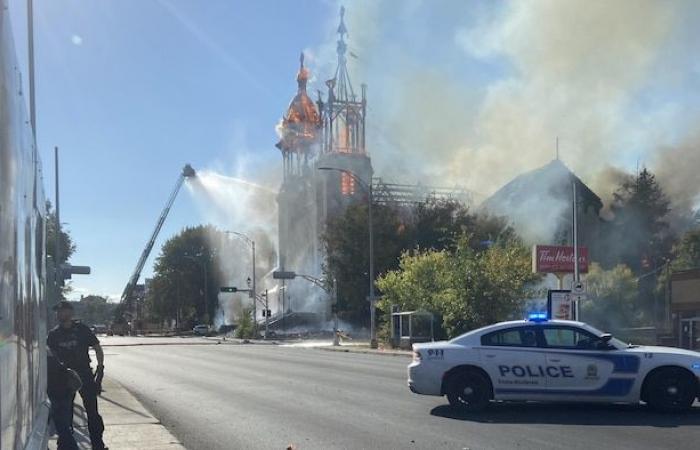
[{"xmin": 372, "ymin": 178, "xmax": 477, "ymax": 206}]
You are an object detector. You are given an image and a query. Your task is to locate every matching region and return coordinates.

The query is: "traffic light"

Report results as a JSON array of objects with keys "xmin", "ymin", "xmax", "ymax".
[
  {"xmin": 60, "ymin": 263, "xmax": 91, "ymax": 280},
  {"xmin": 220, "ymin": 287, "xmax": 238, "ymax": 293}
]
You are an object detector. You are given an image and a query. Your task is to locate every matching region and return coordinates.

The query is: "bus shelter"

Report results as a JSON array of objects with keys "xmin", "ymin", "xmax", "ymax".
[{"xmin": 391, "ymin": 310, "xmax": 435, "ymax": 349}]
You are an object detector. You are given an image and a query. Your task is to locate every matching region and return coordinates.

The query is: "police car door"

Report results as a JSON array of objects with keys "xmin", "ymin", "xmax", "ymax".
[
  {"xmin": 478, "ymin": 326, "xmax": 547, "ymax": 400},
  {"xmin": 540, "ymin": 325, "xmax": 622, "ymax": 400}
]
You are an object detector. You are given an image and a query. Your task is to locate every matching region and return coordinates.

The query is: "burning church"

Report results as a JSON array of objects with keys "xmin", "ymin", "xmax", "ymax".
[
  {"xmin": 275, "ymin": 7, "xmax": 373, "ymax": 316},
  {"xmin": 480, "ymin": 158, "xmax": 605, "ymax": 259}
]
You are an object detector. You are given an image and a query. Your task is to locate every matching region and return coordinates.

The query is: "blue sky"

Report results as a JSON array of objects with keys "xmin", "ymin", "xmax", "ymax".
[
  {"xmin": 7, "ymin": 1, "xmax": 700, "ymax": 300},
  {"xmin": 8, "ymin": 0, "xmax": 339, "ymax": 299}
]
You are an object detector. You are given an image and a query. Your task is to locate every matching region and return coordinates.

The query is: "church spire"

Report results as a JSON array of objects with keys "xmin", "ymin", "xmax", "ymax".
[
  {"xmin": 320, "ymin": 6, "xmax": 367, "ymax": 156},
  {"xmin": 296, "ymin": 52, "xmax": 309, "ymax": 92},
  {"xmin": 334, "ymin": 6, "xmax": 354, "ymax": 101}
]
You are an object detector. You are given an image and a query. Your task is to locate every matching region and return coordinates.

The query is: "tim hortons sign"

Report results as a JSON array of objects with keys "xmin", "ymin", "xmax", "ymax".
[{"xmin": 532, "ymin": 245, "xmax": 589, "ymax": 274}]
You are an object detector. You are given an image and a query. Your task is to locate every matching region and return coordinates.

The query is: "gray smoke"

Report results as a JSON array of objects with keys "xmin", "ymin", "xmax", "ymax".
[
  {"xmin": 654, "ymin": 131, "xmax": 700, "ymax": 230},
  {"xmin": 308, "ymin": 1, "xmax": 700, "ymax": 232}
]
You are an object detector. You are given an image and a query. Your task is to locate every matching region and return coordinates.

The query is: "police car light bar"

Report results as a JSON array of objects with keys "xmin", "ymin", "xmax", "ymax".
[{"xmin": 527, "ymin": 312, "xmax": 548, "ymax": 322}]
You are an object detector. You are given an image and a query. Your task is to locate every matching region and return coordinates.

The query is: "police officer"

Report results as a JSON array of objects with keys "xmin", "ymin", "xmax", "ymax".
[{"xmin": 47, "ymin": 301, "xmax": 108, "ymax": 450}]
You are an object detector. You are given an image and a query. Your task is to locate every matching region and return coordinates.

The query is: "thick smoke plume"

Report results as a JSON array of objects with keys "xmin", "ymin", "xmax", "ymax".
[{"xmin": 311, "ymin": 1, "xmax": 700, "ymax": 218}]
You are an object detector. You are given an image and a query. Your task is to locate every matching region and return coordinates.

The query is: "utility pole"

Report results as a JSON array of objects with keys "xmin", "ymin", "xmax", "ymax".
[
  {"xmin": 333, "ymin": 277, "xmax": 339, "ymax": 346},
  {"xmin": 572, "ymin": 181, "xmax": 580, "ymax": 320},
  {"xmin": 252, "ymin": 241, "xmax": 257, "ymax": 335},
  {"xmin": 225, "ymin": 231, "xmax": 256, "ymax": 334},
  {"xmin": 54, "ymin": 147, "xmax": 60, "ymax": 270},
  {"xmin": 368, "ymin": 182, "xmax": 376, "ymax": 348},
  {"xmin": 317, "ymin": 166, "xmax": 377, "ymax": 348},
  {"xmin": 28, "ymin": 0, "xmax": 36, "ymax": 136},
  {"xmin": 203, "ymin": 260, "xmax": 209, "ymax": 323}
]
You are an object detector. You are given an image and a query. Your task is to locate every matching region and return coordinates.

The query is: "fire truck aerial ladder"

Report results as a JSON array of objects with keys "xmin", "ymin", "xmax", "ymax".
[{"xmin": 120, "ymin": 164, "xmax": 196, "ymax": 308}]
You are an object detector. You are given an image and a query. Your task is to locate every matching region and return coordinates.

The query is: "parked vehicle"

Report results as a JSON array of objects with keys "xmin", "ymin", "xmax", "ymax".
[
  {"xmin": 218, "ymin": 324, "xmax": 236, "ymax": 335},
  {"xmin": 193, "ymin": 324, "xmax": 211, "ymax": 336}
]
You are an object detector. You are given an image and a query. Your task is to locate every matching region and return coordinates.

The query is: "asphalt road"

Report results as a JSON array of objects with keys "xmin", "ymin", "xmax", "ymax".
[{"xmin": 101, "ymin": 337, "xmax": 700, "ymax": 450}]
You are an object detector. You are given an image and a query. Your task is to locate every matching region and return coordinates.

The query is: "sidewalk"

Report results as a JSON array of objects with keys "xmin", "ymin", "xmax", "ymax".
[{"xmin": 48, "ymin": 378, "xmax": 184, "ymax": 450}]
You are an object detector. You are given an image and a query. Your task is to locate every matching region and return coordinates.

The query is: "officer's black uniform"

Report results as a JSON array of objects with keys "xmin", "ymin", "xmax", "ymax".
[
  {"xmin": 48, "ymin": 320, "xmax": 107, "ymax": 450},
  {"xmin": 48, "ymin": 348, "xmax": 80, "ymax": 450}
]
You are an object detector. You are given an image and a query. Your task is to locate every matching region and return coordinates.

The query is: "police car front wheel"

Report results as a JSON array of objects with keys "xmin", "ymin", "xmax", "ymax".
[
  {"xmin": 646, "ymin": 367, "xmax": 696, "ymax": 413},
  {"xmin": 445, "ymin": 370, "xmax": 491, "ymax": 412}
]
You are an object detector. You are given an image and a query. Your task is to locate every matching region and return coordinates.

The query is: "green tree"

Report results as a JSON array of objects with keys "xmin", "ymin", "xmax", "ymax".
[
  {"xmin": 579, "ymin": 263, "xmax": 644, "ymax": 331},
  {"xmin": 46, "ymin": 201, "xmax": 76, "ymax": 299},
  {"xmin": 74, "ymin": 295, "xmax": 117, "ymax": 325},
  {"xmin": 46, "ymin": 201, "xmax": 76, "ymax": 265},
  {"xmin": 234, "ymin": 307, "xmax": 255, "ymax": 339},
  {"xmin": 672, "ymin": 228, "xmax": 700, "ymax": 270},
  {"xmin": 654, "ymin": 227, "xmax": 700, "ymax": 310},
  {"xmin": 606, "ymin": 168, "xmax": 672, "ymax": 273},
  {"xmin": 146, "ymin": 225, "xmax": 224, "ymax": 327},
  {"xmin": 322, "ymin": 202, "xmax": 410, "ymax": 326},
  {"xmin": 322, "ymin": 198, "xmax": 515, "ymax": 328},
  {"xmin": 377, "ymin": 235, "xmax": 539, "ymax": 338},
  {"xmin": 412, "ymin": 199, "xmax": 516, "ymax": 250}
]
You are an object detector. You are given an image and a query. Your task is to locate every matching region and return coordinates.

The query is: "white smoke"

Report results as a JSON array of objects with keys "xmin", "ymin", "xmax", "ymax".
[
  {"xmin": 321, "ymin": 1, "xmax": 700, "ymax": 214},
  {"xmin": 186, "ymin": 170, "xmax": 279, "ymax": 324}
]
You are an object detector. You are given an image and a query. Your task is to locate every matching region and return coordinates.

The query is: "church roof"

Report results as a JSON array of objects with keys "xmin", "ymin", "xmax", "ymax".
[{"xmin": 481, "ymin": 159, "xmax": 603, "ymax": 214}]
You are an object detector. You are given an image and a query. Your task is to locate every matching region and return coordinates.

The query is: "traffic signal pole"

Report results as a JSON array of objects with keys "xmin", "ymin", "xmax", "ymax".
[
  {"xmin": 572, "ymin": 181, "xmax": 580, "ymax": 320},
  {"xmin": 264, "ymin": 289, "xmax": 269, "ymax": 339}
]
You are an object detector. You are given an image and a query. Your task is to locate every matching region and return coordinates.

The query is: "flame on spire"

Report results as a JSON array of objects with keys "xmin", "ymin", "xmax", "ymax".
[{"xmin": 275, "ymin": 52, "xmax": 321, "ymax": 155}]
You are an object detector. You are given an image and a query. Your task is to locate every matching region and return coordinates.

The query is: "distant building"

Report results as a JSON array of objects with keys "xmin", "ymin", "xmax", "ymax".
[
  {"xmin": 670, "ymin": 268, "xmax": 700, "ymax": 350},
  {"xmin": 275, "ymin": 8, "xmax": 372, "ymax": 314},
  {"xmin": 480, "ymin": 159, "xmax": 604, "ymax": 255}
]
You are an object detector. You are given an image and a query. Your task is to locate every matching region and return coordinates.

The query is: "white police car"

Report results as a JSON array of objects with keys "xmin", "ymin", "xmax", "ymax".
[{"xmin": 408, "ymin": 315, "xmax": 700, "ymax": 412}]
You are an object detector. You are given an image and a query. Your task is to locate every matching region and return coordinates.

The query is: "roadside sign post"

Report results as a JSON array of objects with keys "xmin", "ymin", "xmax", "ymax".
[{"xmin": 533, "ymin": 244, "xmax": 589, "ymax": 321}]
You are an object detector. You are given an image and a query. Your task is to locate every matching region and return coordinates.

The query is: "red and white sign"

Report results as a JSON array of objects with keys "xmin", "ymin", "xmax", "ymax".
[
  {"xmin": 549, "ymin": 291, "xmax": 574, "ymax": 320},
  {"xmin": 532, "ymin": 245, "xmax": 589, "ymax": 274}
]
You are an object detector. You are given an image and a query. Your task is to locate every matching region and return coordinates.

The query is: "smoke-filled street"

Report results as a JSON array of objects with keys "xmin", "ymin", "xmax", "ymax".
[{"xmin": 101, "ymin": 338, "xmax": 700, "ymax": 450}]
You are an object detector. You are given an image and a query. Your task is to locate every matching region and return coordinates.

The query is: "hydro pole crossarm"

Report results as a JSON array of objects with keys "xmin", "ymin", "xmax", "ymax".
[
  {"xmin": 120, "ymin": 164, "xmax": 196, "ymax": 304},
  {"xmin": 273, "ymin": 270, "xmax": 330, "ymax": 293},
  {"xmin": 297, "ymin": 274, "xmax": 331, "ymax": 293}
]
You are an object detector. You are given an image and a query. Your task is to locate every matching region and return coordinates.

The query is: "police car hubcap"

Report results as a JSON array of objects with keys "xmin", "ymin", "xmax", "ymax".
[
  {"xmin": 463, "ymin": 387, "xmax": 474, "ymax": 396},
  {"xmin": 666, "ymin": 386, "xmax": 679, "ymax": 396}
]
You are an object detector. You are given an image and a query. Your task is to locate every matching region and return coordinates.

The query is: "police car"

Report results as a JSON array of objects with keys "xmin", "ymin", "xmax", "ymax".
[{"xmin": 408, "ymin": 315, "xmax": 700, "ymax": 412}]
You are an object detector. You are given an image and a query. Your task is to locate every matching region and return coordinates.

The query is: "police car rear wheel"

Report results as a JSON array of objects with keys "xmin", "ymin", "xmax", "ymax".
[
  {"xmin": 647, "ymin": 367, "xmax": 696, "ymax": 412},
  {"xmin": 446, "ymin": 371, "xmax": 490, "ymax": 412}
]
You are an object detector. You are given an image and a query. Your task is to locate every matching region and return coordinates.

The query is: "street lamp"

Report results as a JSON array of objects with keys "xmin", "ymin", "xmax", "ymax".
[
  {"xmin": 226, "ymin": 231, "xmax": 257, "ymax": 334},
  {"xmin": 183, "ymin": 253, "xmax": 209, "ymax": 324},
  {"xmin": 317, "ymin": 166, "xmax": 377, "ymax": 349}
]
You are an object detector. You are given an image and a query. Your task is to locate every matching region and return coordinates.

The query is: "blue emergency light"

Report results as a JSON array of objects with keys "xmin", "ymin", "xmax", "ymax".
[
  {"xmin": 527, "ymin": 312, "xmax": 548, "ymax": 322},
  {"xmin": 692, "ymin": 363, "xmax": 700, "ymax": 371}
]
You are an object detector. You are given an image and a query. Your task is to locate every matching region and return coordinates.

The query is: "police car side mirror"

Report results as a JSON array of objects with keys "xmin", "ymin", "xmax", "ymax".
[{"xmin": 596, "ymin": 334, "xmax": 614, "ymax": 350}]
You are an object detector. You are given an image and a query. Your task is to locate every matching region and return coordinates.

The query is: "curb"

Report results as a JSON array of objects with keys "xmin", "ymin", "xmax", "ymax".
[
  {"xmin": 102, "ymin": 342, "xmax": 219, "ymax": 347},
  {"xmin": 316, "ymin": 346, "xmax": 411, "ymax": 357}
]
